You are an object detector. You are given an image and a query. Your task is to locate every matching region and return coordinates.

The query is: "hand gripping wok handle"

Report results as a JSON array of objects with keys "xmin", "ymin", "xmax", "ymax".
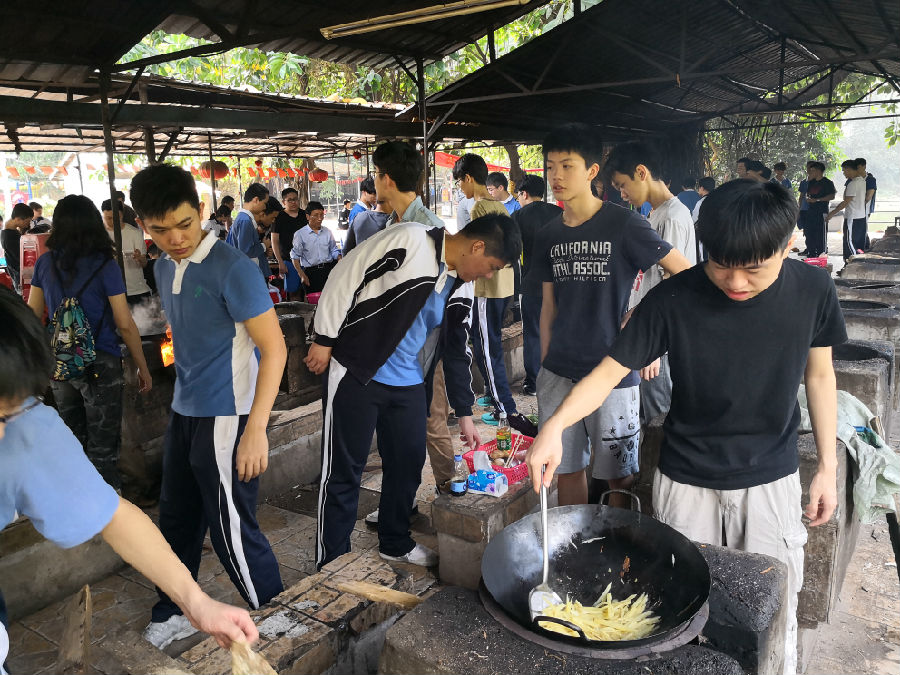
[{"xmin": 540, "ymin": 467, "xmax": 549, "ymax": 586}]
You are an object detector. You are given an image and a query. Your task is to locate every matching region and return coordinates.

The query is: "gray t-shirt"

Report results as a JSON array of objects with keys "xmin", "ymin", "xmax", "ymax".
[{"xmin": 629, "ymin": 197, "xmax": 696, "ymax": 310}]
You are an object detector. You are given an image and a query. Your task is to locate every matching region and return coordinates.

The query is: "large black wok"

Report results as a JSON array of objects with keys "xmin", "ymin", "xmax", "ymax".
[{"xmin": 481, "ymin": 503, "xmax": 710, "ymax": 648}]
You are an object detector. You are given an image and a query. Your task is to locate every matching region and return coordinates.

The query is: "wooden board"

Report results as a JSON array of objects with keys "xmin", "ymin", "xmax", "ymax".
[
  {"xmin": 54, "ymin": 584, "xmax": 91, "ymax": 674},
  {"xmin": 334, "ymin": 580, "xmax": 424, "ymax": 610},
  {"xmin": 231, "ymin": 640, "xmax": 277, "ymax": 675}
]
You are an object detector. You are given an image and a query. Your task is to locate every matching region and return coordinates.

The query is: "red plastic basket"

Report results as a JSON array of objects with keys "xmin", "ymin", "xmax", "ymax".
[
  {"xmin": 804, "ymin": 256, "xmax": 828, "ymax": 268},
  {"xmin": 463, "ymin": 433, "xmax": 533, "ymax": 485},
  {"xmin": 306, "ymin": 291, "xmax": 321, "ymax": 304}
]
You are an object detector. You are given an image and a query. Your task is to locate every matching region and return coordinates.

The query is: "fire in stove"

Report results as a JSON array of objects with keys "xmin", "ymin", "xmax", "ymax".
[{"xmin": 160, "ymin": 327, "xmax": 174, "ymax": 367}]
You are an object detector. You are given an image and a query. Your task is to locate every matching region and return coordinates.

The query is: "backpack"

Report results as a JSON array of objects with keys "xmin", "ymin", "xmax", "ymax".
[{"xmin": 47, "ymin": 259, "xmax": 107, "ymax": 381}]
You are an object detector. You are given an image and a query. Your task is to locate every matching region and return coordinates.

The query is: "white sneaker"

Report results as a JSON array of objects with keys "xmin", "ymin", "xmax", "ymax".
[
  {"xmin": 143, "ymin": 614, "xmax": 198, "ymax": 650},
  {"xmin": 379, "ymin": 543, "xmax": 439, "ymax": 567},
  {"xmin": 365, "ymin": 502, "xmax": 419, "ymax": 526}
]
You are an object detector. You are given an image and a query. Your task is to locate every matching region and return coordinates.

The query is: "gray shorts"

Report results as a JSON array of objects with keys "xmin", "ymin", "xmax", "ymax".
[{"xmin": 536, "ymin": 368, "xmax": 640, "ymax": 479}]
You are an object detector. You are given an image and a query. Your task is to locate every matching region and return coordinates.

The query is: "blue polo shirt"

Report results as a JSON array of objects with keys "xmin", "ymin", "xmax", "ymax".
[
  {"xmin": 226, "ymin": 209, "xmax": 269, "ymax": 279},
  {"xmin": 155, "ymin": 232, "xmax": 273, "ymax": 417},
  {"xmin": 373, "ymin": 263, "xmax": 455, "ymax": 386}
]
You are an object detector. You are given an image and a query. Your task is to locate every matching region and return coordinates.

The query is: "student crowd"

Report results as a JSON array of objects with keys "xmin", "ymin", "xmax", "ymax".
[{"xmin": 3, "ymin": 131, "xmax": 872, "ymax": 675}]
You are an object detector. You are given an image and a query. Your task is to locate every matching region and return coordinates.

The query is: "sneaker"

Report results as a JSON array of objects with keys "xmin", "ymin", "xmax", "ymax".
[
  {"xmin": 379, "ymin": 543, "xmax": 438, "ymax": 567},
  {"xmin": 143, "ymin": 614, "xmax": 198, "ymax": 650},
  {"xmin": 508, "ymin": 412, "xmax": 538, "ymax": 437},
  {"xmin": 482, "ymin": 411, "xmax": 500, "ymax": 426},
  {"xmin": 365, "ymin": 504, "xmax": 419, "ymax": 526},
  {"xmin": 522, "ymin": 382, "xmax": 536, "ymax": 396},
  {"xmin": 476, "ymin": 395, "xmax": 493, "ymax": 407}
]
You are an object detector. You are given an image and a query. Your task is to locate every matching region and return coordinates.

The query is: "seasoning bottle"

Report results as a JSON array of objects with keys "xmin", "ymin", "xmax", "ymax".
[
  {"xmin": 496, "ymin": 412, "xmax": 512, "ymax": 453},
  {"xmin": 450, "ymin": 454, "xmax": 469, "ymax": 496}
]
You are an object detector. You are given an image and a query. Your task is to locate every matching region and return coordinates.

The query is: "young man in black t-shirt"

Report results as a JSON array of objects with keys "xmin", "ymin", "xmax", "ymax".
[
  {"xmin": 271, "ymin": 187, "xmax": 308, "ymax": 299},
  {"xmin": 532, "ymin": 126, "xmax": 691, "ymax": 508},
  {"xmin": 527, "ymin": 179, "xmax": 846, "ymax": 675},
  {"xmin": 801, "ymin": 161, "xmax": 836, "ymax": 257}
]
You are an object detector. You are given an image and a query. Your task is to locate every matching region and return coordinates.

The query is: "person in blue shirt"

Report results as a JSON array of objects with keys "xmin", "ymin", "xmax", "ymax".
[
  {"xmin": 348, "ymin": 177, "xmax": 376, "ymax": 226},
  {"xmin": 226, "ymin": 183, "xmax": 270, "ymax": 279},
  {"xmin": 0, "ymin": 286, "xmax": 259, "ymax": 668},
  {"xmin": 676, "ymin": 177, "xmax": 701, "ymax": 213},
  {"xmin": 773, "ymin": 162, "xmax": 791, "ymax": 190},
  {"xmin": 27, "ymin": 196, "xmax": 152, "ymax": 490},
  {"xmin": 486, "ymin": 172, "xmax": 521, "ymax": 215},
  {"xmin": 131, "ymin": 164, "xmax": 287, "ymax": 650},
  {"xmin": 290, "ymin": 201, "xmax": 341, "ymax": 294}
]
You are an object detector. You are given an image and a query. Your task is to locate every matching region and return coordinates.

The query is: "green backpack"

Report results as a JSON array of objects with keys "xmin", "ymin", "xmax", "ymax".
[{"xmin": 48, "ymin": 260, "xmax": 107, "ymax": 381}]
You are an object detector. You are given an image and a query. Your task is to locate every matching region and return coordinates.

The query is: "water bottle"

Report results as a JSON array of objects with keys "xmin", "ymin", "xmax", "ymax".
[
  {"xmin": 450, "ymin": 454, "xmax": 470, "ymax": 496},
  {"xmin": 496, "ymin": 412, "xmax": 512, "ymax": 453}
]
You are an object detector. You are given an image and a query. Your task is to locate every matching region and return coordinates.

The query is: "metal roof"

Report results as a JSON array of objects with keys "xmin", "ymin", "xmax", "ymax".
[
  {"xmin": 415, "ymin": 0, "xmax": 900, "ymax": 142},
  {"xmin": 0, "ymin": 75, "xmax": 418, "ymax": 157},
  {"xmin": 0, "ymin": 1, "xmax": 549, "ymax": 85}
]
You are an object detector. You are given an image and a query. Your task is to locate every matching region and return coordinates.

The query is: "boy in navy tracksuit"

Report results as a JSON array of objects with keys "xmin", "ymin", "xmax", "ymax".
[
  {"xmin": 131, "ymin": 164, "xmax": 287, "ymax": 648},
  {"xmin": 305, "ymin": 214, "xmax": 522, "ymax": 569}
]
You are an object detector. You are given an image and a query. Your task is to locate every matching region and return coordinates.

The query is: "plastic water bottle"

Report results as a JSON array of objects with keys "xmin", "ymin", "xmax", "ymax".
[
  {"xmin": 496, "ymin": 412, "xmax": 512, "ymax": 453},
  {"xmin": 450, "ymin": 454, "xmax": 469, "ymax": 496}
]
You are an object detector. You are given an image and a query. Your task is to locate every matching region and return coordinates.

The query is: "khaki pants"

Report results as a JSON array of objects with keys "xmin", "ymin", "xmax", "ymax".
[
  {"xmin": 652, "ymin": 469, "xmax": 806, "ymax": 675},
  {"xmin": 425, "ymin": 361, "xmax": 455, "ymax": 487}
]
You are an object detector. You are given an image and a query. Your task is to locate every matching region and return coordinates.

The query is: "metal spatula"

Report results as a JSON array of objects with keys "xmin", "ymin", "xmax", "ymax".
[{"xmin": 529, "ymin": 469, "xmax": 562, "ymax": 621}]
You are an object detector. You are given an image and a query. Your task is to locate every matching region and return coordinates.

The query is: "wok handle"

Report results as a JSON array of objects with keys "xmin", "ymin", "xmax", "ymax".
[
  {"xmin": 533, "ymin": 615, "xmax": 588, "ymax": 641},
  {"xmin": 599, "ymin": 489, "xmax": 641, "ymax": 512},
  {"xmin": 540, "ymin": 468, "xmax": 549, "ymax": 586}
]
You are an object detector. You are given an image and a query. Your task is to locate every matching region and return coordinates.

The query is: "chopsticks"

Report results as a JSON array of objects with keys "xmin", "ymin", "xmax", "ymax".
[{"xmin": 504, "ymin": 434, "xmax": 525, "ymax": 468}]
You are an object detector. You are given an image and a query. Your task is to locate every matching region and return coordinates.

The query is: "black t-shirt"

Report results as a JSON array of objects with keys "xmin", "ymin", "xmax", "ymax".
[
  {"xmin": 1, "ymin": 228, "xmax": 21, "ymax": 272},
  {"xmin": 609, "ymin": 260, "xmax": 847, "ymax": 490},
  {"xmin": 533, "ymin": 202, "xmax": 673, "ymax": 385},
  {"xmin": 806, "ymin": 177, "xmax": 836, "ymax": 216},
  {"xmin": 272, "ymin": 211, "xmax": 307, "ymax": 260},
  {"xmin": 513, "ymin": 200, "xmax": 563, "ymax": 297}
]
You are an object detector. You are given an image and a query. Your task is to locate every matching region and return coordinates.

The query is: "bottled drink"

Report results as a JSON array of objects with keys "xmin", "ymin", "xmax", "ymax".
[
  {"xmin": 496, "ymin": 412, "xmax": 512, "ymax": 453},
  {"xmin": 450, "ymin": 454, "xmax": 469, "ymax": 496}
]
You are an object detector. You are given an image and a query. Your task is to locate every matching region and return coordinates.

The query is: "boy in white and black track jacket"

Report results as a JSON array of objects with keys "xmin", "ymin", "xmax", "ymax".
[{"xmin": 305, "ymin": 215, "xmax": 522, "ymax": 568}]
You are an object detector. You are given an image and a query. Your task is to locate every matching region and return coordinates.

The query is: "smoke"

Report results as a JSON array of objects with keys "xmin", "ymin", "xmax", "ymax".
[{"xmin": 130, "ymin": 295, "xmax": 168, "ymax": 336}]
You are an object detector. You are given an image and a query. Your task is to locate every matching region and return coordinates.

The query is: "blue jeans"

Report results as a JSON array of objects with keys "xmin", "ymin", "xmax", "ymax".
[
  {"xmin": 472, "ymin": 296, "xmax": 516, "ymax": 413},
  {"xmin": 520, "ymin": 294, "xmax": 542, "ymax": 389}
]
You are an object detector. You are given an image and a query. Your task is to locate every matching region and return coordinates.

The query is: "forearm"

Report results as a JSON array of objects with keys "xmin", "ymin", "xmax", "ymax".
[
  {"xmin": 271, "ymin": 234, "xmax": 284, "ymax": 265},
  {"xmin": 543, "ymin": 356, "xmax": 630, "ymax": 432},
  {"xmin": 246, "ymin": 342, "xmax": 287, "ymax": 432},
  {"xmin": 102, "ymin": 499, "xmax": 205, "ymax": 613},
  {"xmin": 539, "ymin": 290, "xmax": 555, "ymax": 361},
  {"xmin": 828, "ymin": 198, "xmax": 850, "ymax": 215},
  {"xmin": 291, "ymin": 259, "xmax": 304, "ymax": 276},
  {"xmin": 805, "ymin": 372, "xmax": 838, "ymax": 473},
  {"xmin": 118, "ymin": 319, "xmax": 150, "ymax": 372}
]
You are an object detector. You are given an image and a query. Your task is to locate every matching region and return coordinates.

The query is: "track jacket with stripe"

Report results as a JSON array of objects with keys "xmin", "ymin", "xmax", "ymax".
[{"xmin": 313, "ymin": 222, "xmax": 476, "ymax": 418}]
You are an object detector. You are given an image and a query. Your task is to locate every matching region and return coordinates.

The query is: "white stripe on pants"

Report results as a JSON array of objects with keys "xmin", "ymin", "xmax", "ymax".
[
  {"xmin": 652, "ymin": 469, "xmax": 807, "ymax": 675},
  {"xmin": 316, "ymin": 357, "xmax": 348, "ymax": 566}
]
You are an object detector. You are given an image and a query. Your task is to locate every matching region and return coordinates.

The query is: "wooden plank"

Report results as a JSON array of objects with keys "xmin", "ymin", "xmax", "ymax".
[
  {"xmin": 54, "ymin": 584, "xmax": 91, "ymax": 674},
  {"xmin": 334, "ymin": 580, "xmax": 424, "ymax": 610}
]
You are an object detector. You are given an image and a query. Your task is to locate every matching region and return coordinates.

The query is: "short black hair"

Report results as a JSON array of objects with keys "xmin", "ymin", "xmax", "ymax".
[
  {"xmin": 243, "ymin": 183, "xmax": 269, "ymax": 203},
  {"xmin": 0, "ymin": 287, "xmax": 53, "ymax": 401},
  {"xmin": 485, "ymin": 172, "xmax": 508, "ymax": 190},
  {"xmin": 215, "ymin": 204, "xmax": 232, "ymax": 218},
  {"xmin": 100, "ymin": 198, "xmax": 123, "ymax": 213},
  {"xmin": 264, "ymin": 196, "xmax": 283, "ymax": 214},
  {"xmin": 761, "ymin": 167, "xmax": 772, "ymax": 180},
  {"xmin": 130, "ymin": 163, "xmax": 201, "ymax": 220},
  {"xmin": 147, "ymin": 243, "xmax": 160, "ymax": 257},
  {"xmin": 373, "ymin": 141, "xmax": 424, "ymax": 193},
  {"xmin": 360, "ymin": 177, "xmax": 376, "ymax": 195},
  {"xmin": 542, "ymin": 124, "xmax": 603, "ymax": 169},
  {"xmin": 773, "ymin": 161, "xmax": 786, "ymax": 172},
  {"xmin": 602, "ymin": 141, "xmax": 662, "ymax": 184},
  {"xmin": 681, "ymin": 176, "xmax": 696, "ymax": 190},
  {"xmin": 854, "ymin": 157, "xmax": 867, "ymax": 167},
  {"xmin": 698, "ymin": 179, "xmax": 797, "ymax": 266},
  {"xmin": 281, "ymin": 187, "xmax": 298, "ymax": 199},
  {"xmin": 28, "ymin": 201, "xmax": 42, "ymax": 211},
  {"xmin": 343, "ymin": 199, "xmax": 351, "ymax": 205},
  {"xmin": 518, "ymin": 175, "xmax": 546, "ymax": 199},
  {"xmin": 809, "ymin": 161, "xmax": 826, "ymax": 173},
  {"xmin": 737, "ymin": 157, "xmax": 752, "ymax": 166},
  {"xmin": 114, "ymin": 190, "xmax": 125, "ymax": 201},
  {"xmin": 452, "ymin": 153, "xmax": 489, "ymax": 185},
  {"xmin": 459, "ymin": 212, "xmax": 521, "ymax": 265},
  {"xmin": 841, "ymin": 159, "xmax": 857, "ymax": 169},
  {"xmin": 698, "ymin": 176, "xmax": 716, "ymax": 192},
  {"xmin": 10, "ymin": 203, "xmax": 33, "ymax": 220},
  {"xmin": 306, "ymin": 200, "xmax": 324, "ymax": 214},
  {"xmin": 222, "ymin": 195, "xmax": 235, "ymax": 205},
  {"xmin": 746, "ymin": 160, "xmax": 765, "ymax": 173}
]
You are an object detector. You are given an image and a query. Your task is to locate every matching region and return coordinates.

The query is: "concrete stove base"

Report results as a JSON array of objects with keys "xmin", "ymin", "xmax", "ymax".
[{"xmin": 380, "ymin": 587, "xmax": 743, "ymax": 675}]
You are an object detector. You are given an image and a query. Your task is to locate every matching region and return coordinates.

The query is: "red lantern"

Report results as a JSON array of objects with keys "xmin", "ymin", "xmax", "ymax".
[
  {"xmin": 277, "ymin": 168, "xmax": 288, "ymax": 178},
  {"xmin": 255, "ymin": 159, "xmax": 263, "ymax": 167},
  {"xmin": 25, "ymin": 166, "xmax": 36, "ymax": 175},
  {"xmin": 6, "ymin": 167, "xmax": 19, "ymax": 178},
  {"xmin": 308, "ymin": 168, "xmax": 328, "ymax": 182},
  {"xmin": 352, "ymin": 150, "xmax": 362, "ymax": 160},
  {"xmin": 200, "ymin": 160, "xmax": 229, "ymax": 180},
  {"xmin": 267, "ymin": 168, "xmax": 277, "ymax": 178}
]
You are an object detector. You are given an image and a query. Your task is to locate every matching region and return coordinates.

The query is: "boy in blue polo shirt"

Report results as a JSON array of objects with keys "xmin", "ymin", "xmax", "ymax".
[
  {"xmin": 0, "ymin": 286, "xmax": 259, "ymax": 668},
  {"xmin": 131, "ymin": 164, "xmax": 287, "ymax": 648}
]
